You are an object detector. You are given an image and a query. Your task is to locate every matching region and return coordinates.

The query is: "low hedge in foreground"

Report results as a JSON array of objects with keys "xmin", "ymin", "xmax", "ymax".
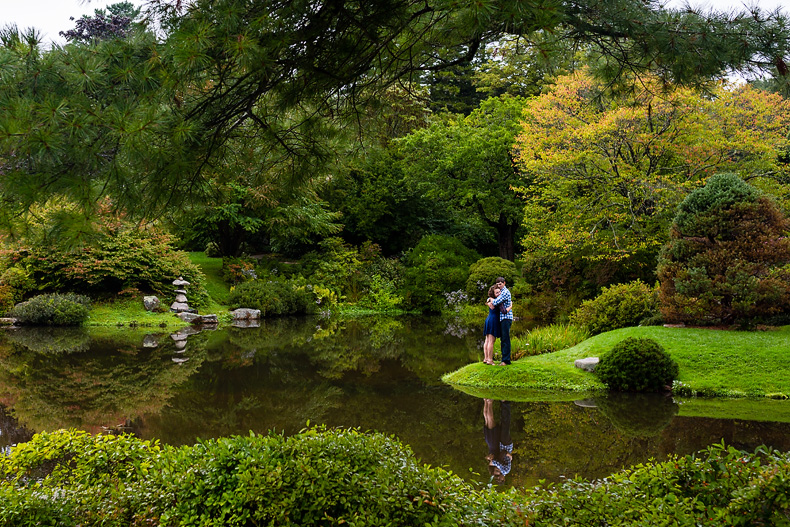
[{"xmin": 0, "ymin": 429, "xmax": 788, "ymax": 526}]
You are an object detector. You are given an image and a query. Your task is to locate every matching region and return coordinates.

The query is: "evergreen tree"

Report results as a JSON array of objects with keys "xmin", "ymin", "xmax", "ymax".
[
  {"xmin": 2, "ymin": 0, "xmax": 790, "ymax": 231},
  {"xmin": 657, "ymin": 173, "xmax": 790, "ymax": 326}
]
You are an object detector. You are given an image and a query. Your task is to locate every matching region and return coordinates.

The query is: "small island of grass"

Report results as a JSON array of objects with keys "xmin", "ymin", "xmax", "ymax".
[{"xmin": 443, "ymin": 325, "xmax": 790, "ymax": 400}]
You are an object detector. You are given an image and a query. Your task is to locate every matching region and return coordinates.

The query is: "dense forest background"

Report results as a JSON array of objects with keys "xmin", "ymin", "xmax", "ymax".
[{"xmin": 1, "ymin": 0, "xmax": 790, "ymax": 323}]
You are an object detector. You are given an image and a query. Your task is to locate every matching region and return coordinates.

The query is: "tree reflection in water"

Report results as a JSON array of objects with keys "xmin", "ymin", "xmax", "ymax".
[{"xmin": 0, "ymin": 317, "xmax": 789, "ymax": 488}]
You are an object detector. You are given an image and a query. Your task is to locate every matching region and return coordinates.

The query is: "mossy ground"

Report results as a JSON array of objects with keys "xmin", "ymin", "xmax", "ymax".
[{"xmin": 443, "ymin": 325, "xmax": 790, "ymax": 399}]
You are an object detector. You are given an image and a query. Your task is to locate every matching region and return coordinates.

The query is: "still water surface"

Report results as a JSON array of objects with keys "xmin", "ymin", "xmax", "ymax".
[{"xmin": 0, "ymin": 316, "xmax": 789, "ymax": 488}]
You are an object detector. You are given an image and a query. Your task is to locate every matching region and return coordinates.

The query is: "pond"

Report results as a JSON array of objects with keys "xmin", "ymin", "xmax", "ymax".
[{"xmin": 0, "ymin": 316, "xmax": 789, "ymax": 488}]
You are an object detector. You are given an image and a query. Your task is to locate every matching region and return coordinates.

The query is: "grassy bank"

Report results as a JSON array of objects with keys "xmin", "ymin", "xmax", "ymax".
[{"xmin": 443, "ymin": 325, "xmax": 790, "ymax": 399}]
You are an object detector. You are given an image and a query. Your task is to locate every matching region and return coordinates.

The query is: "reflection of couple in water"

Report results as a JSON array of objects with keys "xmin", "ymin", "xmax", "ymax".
[
  {"xmin": 482, "ymin": 277, "xmax": 513, "ymax": 366},
  {"xmin": 483, "ymin": 399, "xmax": 512, "ymax": 484}
]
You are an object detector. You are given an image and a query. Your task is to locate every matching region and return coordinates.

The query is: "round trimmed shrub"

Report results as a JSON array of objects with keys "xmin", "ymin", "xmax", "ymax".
[
  {"xmin": 10, "ymin": 293, "xmax": 91, "ymax": 326},
  {"xmin": 569, "ymin": 280, "xmax": 658, "ymax": 335},
  {"xmin": 595, "ymin": 337, "xmax": 678, "ymax": 392},
  {"xmin": 465, "ymin": 257, "xmax": 517, "ymax": 301}
]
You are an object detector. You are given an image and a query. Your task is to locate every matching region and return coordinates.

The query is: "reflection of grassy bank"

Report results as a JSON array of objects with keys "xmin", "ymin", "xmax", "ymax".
[
  {"xmin": 443, "ymin": 325, "xmax": 790, "ymax": 399},
  {"xmin": 677, "ymin": 397, "xmax": 790, "ymax": 423}
]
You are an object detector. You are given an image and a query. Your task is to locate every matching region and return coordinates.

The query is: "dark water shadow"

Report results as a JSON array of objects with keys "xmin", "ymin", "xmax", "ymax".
[{"xmin": 586, "ymin": 393, "xmax": 679, "ymax": 437}]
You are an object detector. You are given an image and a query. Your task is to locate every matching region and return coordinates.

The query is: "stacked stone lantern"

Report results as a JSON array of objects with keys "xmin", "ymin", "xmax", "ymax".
[{"xmin": 170, "ymin": 276, "xmax": 193, "ymax": 313}]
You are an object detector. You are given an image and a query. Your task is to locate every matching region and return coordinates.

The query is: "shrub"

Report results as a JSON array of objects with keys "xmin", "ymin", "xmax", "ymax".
[
  {"xmin": 658, "ymin": 173, "xmax": 790, "ymax": 325},
  {"xmin": 523, "ymin": 442, "xmax": 790, "ymax": 526},
  {"xmin": 401, "ymin": 235, "xmax": 480, "ymax": 312},
  {"xmin": 465, "ymin": 257, "xmax": 517, "ymax": 301},
  {"xmin": 8, "ymin": 227, "xmax": 210, "ymax": 307},
  {"xmin": 227, "ymin": 278, "xmax": 315, "ymax": 316},
  {"xmin": 569, "ymin": 280, "xmax": 658, "ymax": 334},
  {"xmin": 300, "ymin": 237, "xmax": 367, "ymax": 301},
  {"xmin": 10, "ymin": 293, "xmax": 91, "ymax": 326},
  {"xmin": 221, "ymin": 257, "xmax": 257, "ymax": 284},
  {"xmin": 0, "ymin": 286, "xmax": 15, "ymax": 316},
  {"xmin": 0, "ymin": 428, "xmax": 525, "ymax": 527},
  {"xmin": 595, "ymin": 337, "xmax": 678, "ymax": 392},
  {"xmin": 357, "ymin": 274, "xmax": 403, "ymax": 311},
  {"xmin": 0, "ymin": 267, "xmax": 34, "ymax": 302},
  {"xmin": 1, "ymin": 431, "xmax": 789, "ymax": 527}
]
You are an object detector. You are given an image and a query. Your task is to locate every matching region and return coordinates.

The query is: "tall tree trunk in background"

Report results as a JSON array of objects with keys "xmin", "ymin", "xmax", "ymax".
[{"xmin": 497, "ymin": 215, "xmax": 518, "ymax": 261}]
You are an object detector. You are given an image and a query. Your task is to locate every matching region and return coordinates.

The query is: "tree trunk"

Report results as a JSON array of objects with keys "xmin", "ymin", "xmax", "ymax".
[{"xmin": 497, "ymin": 216, "xmax": 518, "ymax": 261}]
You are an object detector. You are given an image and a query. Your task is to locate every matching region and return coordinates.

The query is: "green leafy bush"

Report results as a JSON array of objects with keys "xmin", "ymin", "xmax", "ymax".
[
  {"xmin": 300, "ymin": 237, "xmax": 367, "ymax": 301},
  {"xmin": 227, "ymin": 278, "xmax": 315, "ymax": 316},
  {"xmin": 658, "ymin": 173, "xmax": 790, "ymax": 325},
  {"xmin": 569, "ymin": 280, "xmax": 658, "ymax": 334},
  {"xmin": 0, "ymin": 286, "xmax": 15, "ymax": 316},
  {"xmin": 0, "ymin": 428, "xmax": 524, "ymax": 527},
  {"xmin": 595, "ymin": 337, "xmax": 679, "ymax": 392},
  {"xmin": 1, "ymin": 430, "xmax": 789, "ymax": 527},
  {"xmin": 221, "ymin": 257, "xmax": 257, "ymax": 284},
  {"xmin": 8, "ymin": 227, "xmax": 209, "ymax": 307},
  {"xmin": 10, "ymin": 293, "xmax": 91, "ymax": 326},
  {"xmin": 465, "ymin": 257, "xmax": 517, "ymax": 301},
  {"xmin": 523, "ymin": 442, "xmax": 790, "ymax": 526},
  {"xmin": 401, "ymin": 235, "xmax": 480, "ymax": 312},
  {"xmin": 0, "ymin": 267, "xmax": 34, "ymax": 302}
]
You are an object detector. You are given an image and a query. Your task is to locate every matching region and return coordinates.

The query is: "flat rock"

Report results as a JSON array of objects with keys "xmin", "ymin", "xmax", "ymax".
[
  {"xmin": 176, "ymin": 312, "xmax": 202, "ymax": 324},
  {"xmin": 0, "ymin": 318, "xmax": 18, "ymax": 326},
  {"xmin": 574, "ymin": 357, "xmax": 599, "ymax": 372},
  {"xmin": 175, "ymin": 312, "xmax": 218, "ymax": 325},
  {"xmin": 170, "ymin": 302, "xmax": 192, "ymax": 313},
  {"xmin": 231, "ymin": 308, "xmax": 261, "ymax": 320}
]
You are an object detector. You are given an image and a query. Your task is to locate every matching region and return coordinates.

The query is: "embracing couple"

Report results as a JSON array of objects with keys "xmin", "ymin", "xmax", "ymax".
[{"xmin": 482, "ymin": 277, "xmax": 513, "ymax": 366}]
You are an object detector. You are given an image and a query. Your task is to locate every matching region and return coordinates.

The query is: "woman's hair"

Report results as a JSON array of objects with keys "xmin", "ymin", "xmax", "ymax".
[{"xmin": 487, "ymin": 285, "xmax": 498, "ymax": 298}]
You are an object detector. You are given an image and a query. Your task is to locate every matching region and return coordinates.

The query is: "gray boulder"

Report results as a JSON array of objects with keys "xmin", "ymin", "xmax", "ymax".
[
  {"xmin": 143, "ymin": 296, "xmax": 160, "ymax": 312},
  {"xmin": 231, "ymin": 308, "xmax": 261, "ymax": 320},
  {"xmin": 574, "ymin": 357, "xmax": 599, "ymax": 372}
]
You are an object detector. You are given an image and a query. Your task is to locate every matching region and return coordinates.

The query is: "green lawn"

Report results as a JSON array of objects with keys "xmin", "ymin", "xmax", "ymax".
[
  {"xmin": 188, "ymin": 251, "xmax": 231, "ymax": 305},
  {"xmin": 443, "ymin": 325, "xmax": 790, "ymax": 399},
  {"xmin": 86, "ymin": 296, "xmax": 186, "ymax": 328}
]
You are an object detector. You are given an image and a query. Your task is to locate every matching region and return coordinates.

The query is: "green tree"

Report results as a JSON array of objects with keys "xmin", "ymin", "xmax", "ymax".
[
  {"xmin": 657, "ymin": 173, "xmax": 790, "ymax": 326},
  {"xmin": 59, "ymin": 2, "xmax": 142, "ymax": 42},
  {"xmin": 515, "ymin": 71, "xmax": 790, "ymax": 265},
  {"xmin": 2, "ymin": 0, "xmax": 790, "ymax": 234},
  {"xmin": 399, "ymin": 95, "xmax": 527, "ymax": 260}
]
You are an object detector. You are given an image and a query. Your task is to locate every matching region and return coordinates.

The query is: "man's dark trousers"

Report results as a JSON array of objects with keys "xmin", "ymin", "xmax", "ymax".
[{"xmin": 500, "ymin": 319, "xmax": 512, "ymax": 365}]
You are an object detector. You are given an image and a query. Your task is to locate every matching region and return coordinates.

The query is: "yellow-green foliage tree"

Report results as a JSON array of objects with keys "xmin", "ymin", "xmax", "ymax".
[{"xmin": 514, "ymin": 71, "xmax": 790, "ymax": 268}]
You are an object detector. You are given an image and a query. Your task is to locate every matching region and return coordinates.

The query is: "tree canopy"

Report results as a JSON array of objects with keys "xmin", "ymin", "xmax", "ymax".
[
  {"xmin": 515, "ymin": 70, "xmax": 790, "ymax": 264},
  {"xmin": 1, "ymin": 0, "xmax": 790, "ymax": 234},
  {"xmin": 398, "ymin": 95, "xmax": 528, "ymax": 260}
]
